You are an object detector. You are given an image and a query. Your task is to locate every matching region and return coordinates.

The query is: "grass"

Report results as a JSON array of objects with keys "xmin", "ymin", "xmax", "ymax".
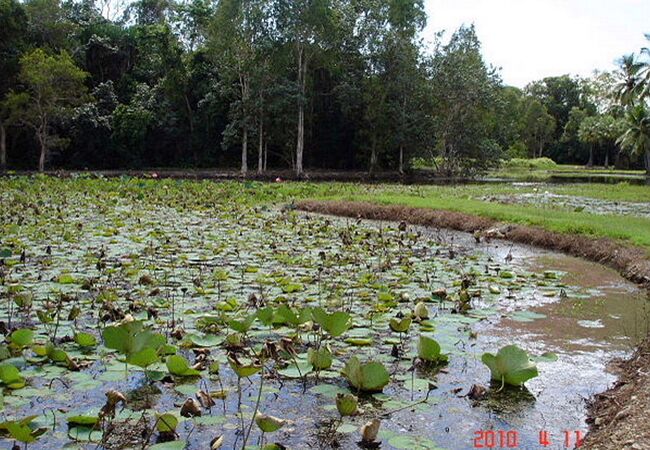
[
  {"xmin": 275, "ymin": 181, "xmax": 650, "ymax": 252},
  {"xmin": 346, "ymin": 193, "xmax": 650, "ymax": 251},
  {"xmin": 488, "ymin": 160, "xmax": 647, "ymax": 182}
]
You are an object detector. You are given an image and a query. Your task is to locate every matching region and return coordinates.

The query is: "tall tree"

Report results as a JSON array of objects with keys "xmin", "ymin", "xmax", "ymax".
[
  {"xmin": 522, "ymin": 98, "xmax": 555, "ymax": 158},
  {"xmin": 0, "ymin": 0, "xmax": 28, "ymax": 171},
  {"xmin": 6, "ymin": 49, "xmax": 88, "ymax": 171},
  {"xmin": 617, "ymin": 105, "xmax": 650, "ymax": 174},
  {"xmin": 429, "ymin": 25, "xmax": 501, "ymax": 175},
  {"xmin": 275, "ymin": 0, "xmax": 337, "ymax": 176},
  {"xmin": 210, "ymin": 0, "xmax": 271, "ymax": 175},
  {"xmin": 384, "ymin": 0, "xmax": 426, "ymax": 173}
]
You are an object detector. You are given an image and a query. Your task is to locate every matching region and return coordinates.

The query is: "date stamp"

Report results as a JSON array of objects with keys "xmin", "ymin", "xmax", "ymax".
[{"xmin": 473, "ymin": 430, "xmax": 584, "ymax": 448}]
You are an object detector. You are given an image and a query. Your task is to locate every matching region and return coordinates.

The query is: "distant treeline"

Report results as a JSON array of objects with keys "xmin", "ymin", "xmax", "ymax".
[{"xmin": 0, "ymin": 0, "xmax": 648, "ymax": 174}]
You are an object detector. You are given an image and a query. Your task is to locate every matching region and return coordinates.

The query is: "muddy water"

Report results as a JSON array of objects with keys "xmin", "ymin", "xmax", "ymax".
[{"xmin": 382, "ymin": 230, "xmax": 649, "ymax": 450}]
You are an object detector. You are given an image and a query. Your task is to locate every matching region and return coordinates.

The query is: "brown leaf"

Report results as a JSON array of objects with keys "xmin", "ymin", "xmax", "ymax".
[
  {"xmin": 180, "ymin": 398, "xmax": 202, "ymax": 417},
  {"xmin": 361, "ymin": 418, "xmax": 381, "ymax": 443},
  {"xmin": 196, "ymin": 390, "xmax": 216, "ymax": 409}
]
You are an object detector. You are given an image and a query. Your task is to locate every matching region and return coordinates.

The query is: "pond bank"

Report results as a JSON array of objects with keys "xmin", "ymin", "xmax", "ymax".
[
  {"xmin": 297, "ymin": 199, "xmax": 650, "ymax": 450},
  {"xmin": 297, "ymin": 200, "xmax": 650, "ymax": 289}
]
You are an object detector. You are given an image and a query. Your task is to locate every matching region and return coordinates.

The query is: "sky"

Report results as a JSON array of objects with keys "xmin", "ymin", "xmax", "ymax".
[{"xmin": 423, "ymin": 0, "xmax": 649, "ymax": 88}]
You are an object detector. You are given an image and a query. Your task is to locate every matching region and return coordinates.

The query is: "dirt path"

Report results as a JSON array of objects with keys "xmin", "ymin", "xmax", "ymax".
[{"xmin": 296, "ymin": 199, "xmax": 650, "ymax": 449}]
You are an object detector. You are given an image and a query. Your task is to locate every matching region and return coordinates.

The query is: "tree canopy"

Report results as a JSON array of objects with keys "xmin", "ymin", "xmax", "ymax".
[{"xmin": 0, "ymin": 0, "xmax": 647, "ymax": 174}]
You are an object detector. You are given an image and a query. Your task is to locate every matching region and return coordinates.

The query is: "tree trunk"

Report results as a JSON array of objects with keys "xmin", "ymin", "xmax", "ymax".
[
  {"xmin": 604, "ymin": 149, "xmax": 609, "ymax": 168},
  {"xmin": 295, "ymin": 46, "xmax": 306, "ymax": 178},
  {"xmin": 184, "ymin": 94, "xmax": 196, "ymax": 165},
  {"xmin": 263, "ymin": 140, "xmax": 268, "ymax": 171},
  {"xmin": 257, "ymin": 117, "xmax": 263, "ymax": 175},
  {"xmin": 587, "ymin": 144, "xmax": 594, "ymax": 167},
  {"xmin": 398, "ymin": 144, "xmax": 404, "ymax": 175},
  {"xmin": 0, "ymin": 121, "xmax": 6, "ymax": 171},
  {"xmin": 645, "ymin": 150, "xmax": 650, "ymax": 175},
  {"xmin": 241, "ymin": 127, "xmax": 248, "ymax": 175},
  {"xmin": 38, "ymin": 132, "xmax": 46, "ymax": 172},
  {"xmin": 239, "ymin": 72, "xmax": 249, "ymax": 175},
  {"xmin": 369, "ymin": 136, "xmax": 377, "ymax": 176},
  {"xmin": 614, "ymin": 149, "xmax": 622, "ymax": 169}
]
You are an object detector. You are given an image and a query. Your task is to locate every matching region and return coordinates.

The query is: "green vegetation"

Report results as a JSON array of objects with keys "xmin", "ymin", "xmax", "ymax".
[
  {"xmin": 0, "ymin": 0, "xmax": 647, "ymax": 176},
  {"xmin": 0, "ymin": 176, "xmax": 586, "ymax": 448}
]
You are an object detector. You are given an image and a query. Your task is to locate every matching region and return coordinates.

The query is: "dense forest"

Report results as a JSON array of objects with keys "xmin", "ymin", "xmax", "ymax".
[{"xmin": 0, "ymin": 0, "xmax": 648, "ymax": 175}]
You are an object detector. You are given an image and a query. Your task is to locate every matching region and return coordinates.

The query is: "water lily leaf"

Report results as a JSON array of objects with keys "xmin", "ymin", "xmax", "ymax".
[
  {"xmin": 127, "ymin": 348, "xmax": 159, "ymax": 369},
  {"xmin": 388, "ymin": 434, "xmax": 442, "ymax": 449},
  {"xmin": 149, "ymin": 441, "xmax": 187, "ymax": 450},
  {"xmin": 6, "ymin": 421, "xmax": 37, "ymax": 443},
  {"xmin": 255, "ymin": 413, "xmax": 287, "ymax": 433},
  {"xmin": 344, "ymin": 337, "xmax": 373, "ymax": 346},
  {"xmin": 67, "ymin": 415, "xmax": 99, "ymax": 427},
  {"xmin": 0, "ymin": 416, "xmax": 46, "ymax": 443},
  {"xmin": 228, "ymin": 356, "xmax": 262, "ymax": 378},
  {"xmin": 228, "ymin": 313, "xmax": 256, "ymax": 333},
  {"xmin": 68, "ymin": 426, "xmax": 102, "ymax": 442},
  {"xmin": 341, "ymin": 356, "xmax": 390, "ymax": 393},
  {"xmin": 272, "ymin": 305, "xmax": 300, "ymax": 326},
  {"xmin": 417, "ymin": 336, "xmax": 448, "ymax": 364},
  {"xmin": 389, "ymin": 317, "xmax": 411, "ymax": 333},
  {"xmin": 336, "ymin": 423, "xmax": 358, "ymax": 434},
  {"xmin": 311, "ymin": 308, "xmax": 351, "ymax": 337},
  {"xmin": 308, "ymin": 347, "xmax": 333, "ymax": 370},
  {"xmin": 335, "ymin": 393, "xmax": 358, "ymax": 416},
  {"xmin": 45, "ymin": 343, "xmax": 69, "ymax": 364},
  {"xmin": 187, "ymin": 333, "xmax": 223, "ymax": 348},
  {"xmin": 166, "ymin": 355, "xmax": 201, "ymax": 377},
  {"xmin": 0, "ymin": 346, "xmax": 9, "ymax": 361},
  {"xmin": 57, "ymin": 273, "xmax": 78, "ymax": 284},
  {"xmin": 481, "ymin": 345, "xmax": 539, "ymax": 387},
  {"xmin": 0, "ymin": 364, "xmax": 26, "ymax": 389},
  {"xmin": 156, "ymin": 413, "xmax": 179, "ymax": 433},
  {"xmin": 103, "ymin": 322, "xmax": 166, "ymax": 357},
  {"xmin": 277, "ymin": 360, "xmax": 311, "ymax": 379},
  {"xmin": 74, "ymin": 332, "xmax": 97, "ymax": 348},
  {"xmin": 10, "ymin": 329, "xmax": 34, "ymax": 348},
  {"xmin": 532, "ymin": 352, "xmax": 559, "ymax": 363},
  {"xmin": 102, "ymin": 326, "xmax": 129, "ymax": 354},
  {"xmin": 256, "ymin": 307, "xmax": 274, "ymax": 326}
]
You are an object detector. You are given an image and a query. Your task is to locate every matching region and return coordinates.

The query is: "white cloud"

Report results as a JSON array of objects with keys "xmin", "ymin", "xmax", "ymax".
[{"xmin": 423, "ymin": 0, "xmax": 649, "ymax": 87}]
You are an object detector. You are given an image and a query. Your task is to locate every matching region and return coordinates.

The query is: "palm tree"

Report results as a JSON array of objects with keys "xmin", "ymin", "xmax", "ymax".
[
  {"xmin": 613, "ymin": 55, "xmax": 645, "ymax": 107},
  {"xmin": 617, "ymin": 105, "xmax": 650, "ymax": 175}
]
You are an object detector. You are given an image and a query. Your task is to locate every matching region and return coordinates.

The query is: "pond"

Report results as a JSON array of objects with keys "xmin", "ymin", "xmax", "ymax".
[{"xmin": 0, "ymin": 180, "xmax": 646, "ymax": 449}]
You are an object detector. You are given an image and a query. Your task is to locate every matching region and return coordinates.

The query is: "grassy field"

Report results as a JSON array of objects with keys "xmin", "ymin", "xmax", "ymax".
[
  {"xmin": 487, "ymin": 159, "xmax": 648, "ymax": 182},
  {"xmin": 308, "ymin": 185, "xmax": 650, "ymax": 252}
]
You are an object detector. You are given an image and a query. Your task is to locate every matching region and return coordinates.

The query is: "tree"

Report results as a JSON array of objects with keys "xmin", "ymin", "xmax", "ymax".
[
  {"xmin": 0, "ymin": 0, "xmax": 28, "ymax": 171},
  {"xmin": 613, "ymin": 35, "xmax": 650, "ymax": 174},
  {"xmin": 6, "ymin": 49, "xmax": 88, "ymax": 171},
  {"xmin": 525, "ymin": 75, "xmax": 590, "ymax": 162},
  {"xmin": 429, "ymin": 25, "xmax": 501, "ymax": 175},
  {"xmin": 617, "ymin": 105, "xmax": 650, "ymax": 174},
  {"xmin": 274, "ymin": 0, "xmax": 337, "ymax": 177},
  {"xmin": 209, "ymin": 0, "xmax": 271, "ymax": 175},
  {"xmin": 384, "ymin": 0, "xmax": 427, "ymax": 174},
  {"xmin": 522, "ymin": 99, "xmax": 555, "ymax": 158}
]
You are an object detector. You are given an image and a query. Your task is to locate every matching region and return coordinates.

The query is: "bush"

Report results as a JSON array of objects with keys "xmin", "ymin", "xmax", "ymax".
[
  {"xmin": 506, "ymin": 142, "xmax": 528, "ymax": 159},
  {"xmin": 502, "ymin": 157, "xmax": 558, "ymax": 170}
]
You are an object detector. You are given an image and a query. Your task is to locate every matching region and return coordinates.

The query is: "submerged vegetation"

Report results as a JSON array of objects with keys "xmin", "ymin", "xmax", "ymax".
[{"xmin": 0, "ymin": 176, "xmax": 598, "ymax": 448}]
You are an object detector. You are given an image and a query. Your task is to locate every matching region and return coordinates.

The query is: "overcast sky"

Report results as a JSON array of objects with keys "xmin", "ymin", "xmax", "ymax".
[{"xmin": 423, "ymin": 0, "xmax": 649, "ymax": 88}]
